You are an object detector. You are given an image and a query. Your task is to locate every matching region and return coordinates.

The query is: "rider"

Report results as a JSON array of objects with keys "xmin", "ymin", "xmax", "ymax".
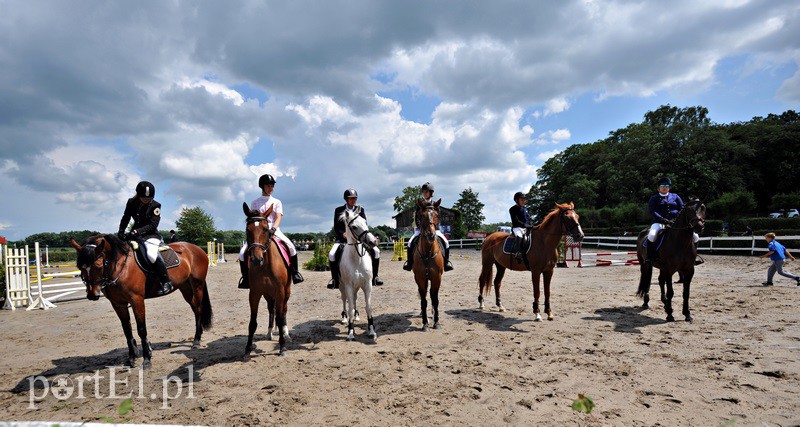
[
  {"xmin": 646, "ymin": 177, "xmax": 702, "ymax": 265},
  {"xmin": 509, "ymin": 191, "xmax": 532, "ymax": 261},
  {"xmin": 403, "ymin": 182, "xmax": 454, "ymax": 272},
  {"xmin": 327, "ymin": 188, "xmax": 383, "ymax": 289},
  {"xmin": 238, "ymin": 174, "xmax": 304, "ymax": 288},
  {"xmin": 117, "ymin": 181, "xmax": 172, "ymax": 297}
]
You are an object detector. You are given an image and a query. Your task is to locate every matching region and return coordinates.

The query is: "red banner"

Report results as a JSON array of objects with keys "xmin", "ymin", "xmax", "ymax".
[{"xmin": 0, "ymin": 236, "xmax": 6, "ymax": 244}]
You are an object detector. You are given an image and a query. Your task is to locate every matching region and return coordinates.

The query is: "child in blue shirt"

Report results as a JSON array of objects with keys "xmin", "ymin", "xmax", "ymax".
[{"xmin": 759, "ymin": 232, "xmax": 799, "ymax": 286}]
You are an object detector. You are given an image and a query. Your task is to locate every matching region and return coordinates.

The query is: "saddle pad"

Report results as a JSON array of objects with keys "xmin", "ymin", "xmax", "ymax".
[
  {"xmin": 502, "ymin": 235, "xmax": 531, "ymax": 255},
  {"xmin": 134, "ymin": 244, "xmax": 181, "ymax": 272},
  {"xmin": 643, "ymin": 233, "xmax": 666, "ymax": 252},
  {"xmin": 271, "ymin": 236, "xmax": 291, "ymax": 268}
]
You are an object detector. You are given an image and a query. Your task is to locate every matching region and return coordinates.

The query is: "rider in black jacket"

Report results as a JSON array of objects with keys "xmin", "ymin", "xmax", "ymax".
[
  {"xmin": 118, "ymin": 181, "xmax": 172, "ymax": 296},
  {"xmin": 327, "ymin": 188, "xmax": 383, "ymax": 289}
]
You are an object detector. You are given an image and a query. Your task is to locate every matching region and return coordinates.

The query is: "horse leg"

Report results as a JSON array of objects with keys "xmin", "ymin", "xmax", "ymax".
[
  {"xmin": 543, "ymin": 270, "xmax": 555, "ymax": 321},
  {"xmin": 662, "ymin": 271, "xmax": 675, "ymax": 322},
  {"xmin": 265, "ymin": 295, "xmax": 275, "ymax": 341},
  {"xmin": 364, "ymin": 283, "xmax": 377, "ymax": 341},
  {"xmin": 418, "ymin": 278, "xmax": 430, "ymax": 332},
  {"xmin": 494, "ymin": 264, "xmax": 507, "ymax": 312},
  {"xmin": 112, "ymin": 302, "xmax": 138, "ymax": 368},
  {"xmin": 245, "ymin": 291, "xmax": 261, "ymax": 356},
  {"xmin": 130, "ymin": 298, "xmax": 152, "ymax": 368},
  {"xmin": 682, "ymin": 269, "xmax": 694, "ymax": 322},
  {"xmin": 277, "ymin": 289, "xmax": 291, "ymax": 355},
  {"xmin": 354, "ymin": 288, "xmax": 360, "ymax": 322},
  {"xmin": 340, "ymin": 288, "xmax": 348, "ymax": 324},
  {"xmin": 431, "ymin": 275, "xmax": 442, "ymax": 330},
  {"xmin": 346, "ymin": 286, "xmax": 356, "ymax": 341},
  {"xmin": 180, "ymin": 281, "xmax": 202, "ymax": 350},
  {"xmin": 532, "ymin": 271, "xmax": 542, "ymax": 321}
]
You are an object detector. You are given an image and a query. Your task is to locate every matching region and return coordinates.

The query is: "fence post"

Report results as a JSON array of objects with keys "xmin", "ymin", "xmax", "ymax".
[
  {"xmin": 27, "ymin": 242, "xmax": 56, "ymax": 310},
  {"xmin": 709, "ymin": 236, "xmax": 714, "ymax": 254}
]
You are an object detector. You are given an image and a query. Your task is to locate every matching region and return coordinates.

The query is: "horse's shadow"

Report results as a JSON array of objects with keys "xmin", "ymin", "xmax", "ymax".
[
  {"xmin": 288, "ymin": 312, "xmax": 415, "ymax": 349},
  {"xmin": 581, "ymin": 306, "xmax": 666, "ymax": 334},
  {"xmin": 445, "ymin": 308, "xmax": 530, "ymax": 333}
]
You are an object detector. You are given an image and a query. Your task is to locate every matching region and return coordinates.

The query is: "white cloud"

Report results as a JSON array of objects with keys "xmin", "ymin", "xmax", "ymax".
[
  {"xmin": 536, "ymin": 149, "xmax": 563, "ymax": 162},
  {"xmin": 536, "ymin": 129, "xmax": 572, "ymax": 145},
  {"xmin": 544, "ymin": 97, "xmax": 571, "ymax": 116}
]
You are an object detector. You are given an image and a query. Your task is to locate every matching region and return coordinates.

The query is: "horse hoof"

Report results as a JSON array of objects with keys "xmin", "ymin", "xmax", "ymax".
[
  {"xmin": 423, "ymin": 325, "xmax": 430, "ymax": 332},
  {"xmin": 548, "ymin": 314, "xmax": 555, "ymax": 321},
  {"xmin": 267, "ymin": 332, "xmax": 273, "ymax": 341},
  {"xmin": 433, "ymin": 323, "xmax": 442, "ymax": 330},
  {"xmin": 641, "ymin": 304, "xmax": 649, "ymax": 310},
  {"xmin": 666, "ymin": 315, "xmax": 675, "ymax": 322},
  {"xmin": 534, "ymin": 314, "xmax": 542, "ymax": 322},
  {"xmin": 346, "ymin": 333, "xmax": 355, "ymax": 341},
  {"xmin": 479, "ymin": 304, "xmax": 485, "ymax": 311},
  {"xmin": 142, "ymin": 359, "xmax": 151, "ymax": 370},
  {"xmin": 498, "ymin": 306, "xmax": 507, "ymax": 312},
  {"xmin": 126, "ymin": 359, "xmax": 136, "ymax": 368},
  {"xmin": 279, "ymin": 349, "xmax": 287, "ymax": 356},
  {"xmin": 340, "ymin": 318, "xmax": 348, "ymax": 325},
  {"xmin": 191, "ymin": 340, "xmax": 200, "ymax": 350},
  {"xmin": 369, "ymin": 333, "xmax": 378, "ymax": 343},
  {"xmin": 685, "ymin": 315, "xmax": 694, "ymax": 323}
]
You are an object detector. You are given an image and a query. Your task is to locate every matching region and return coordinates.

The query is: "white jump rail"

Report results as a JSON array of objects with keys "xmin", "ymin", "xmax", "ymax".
[
  {"xmin": 3, "ymin": 244, "xmax": 32, "ymax": 310},
  {"xmin": 29, "ymin": 242, "xmax": 86, "ymax": 307}
]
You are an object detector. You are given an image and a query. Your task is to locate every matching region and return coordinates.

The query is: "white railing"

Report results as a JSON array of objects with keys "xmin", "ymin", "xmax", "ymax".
[{"xmin": 579, "ymin": 235, "xmax": 800, "ymax": 255}]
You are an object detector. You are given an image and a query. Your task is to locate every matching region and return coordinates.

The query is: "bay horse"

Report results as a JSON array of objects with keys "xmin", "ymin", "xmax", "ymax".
[
  {"xmin": 338, "ymin": 207, "xmax": 378, "ymax": 342},
  {"xmin": 70, "ymin": 234, "xmax": 212, "ymax": 368},
  {"xmin": 478, "ymin": 202, "xmax": 584, "ymax": 321},
  {"xmin": 412, "ymin": 198, "xmax": 445, "ymax": 331},
  {"xmin": 242, "ymin": 202, "xmax": 292, "ymax": 356},
  {"xmin": 636, "ymin": 199, "xmax": 705, "ymax": 322}
]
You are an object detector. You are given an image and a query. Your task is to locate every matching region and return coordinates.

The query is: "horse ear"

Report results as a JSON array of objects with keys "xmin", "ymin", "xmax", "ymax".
[
  {"xmin": 242, "ymin": 202, "xmax": 250, "ymax": 217},
  {"xmin": 569, "ymin": 201, "xmax": 574, "ymax": 209},
  {"xmin": 97, "ymin": 239, "xmax": 106, "ymax": 251},
  {"xmin": 417, "ymin": 199, "xmax": 426, "ymax": 207},
  {"xmin": 434, "ymin": 198, "xmax": 442, "ymax": 208},
  {"xmin": 70, "ymin": 239, "xmax": 82, "ymax": 251},
  {"xmin": 264, "ymin": 205, "xmax": 274, "ymax": 216}
]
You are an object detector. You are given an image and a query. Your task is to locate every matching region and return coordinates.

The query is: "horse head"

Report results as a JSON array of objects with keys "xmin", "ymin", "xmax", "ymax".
[
  {"xmin": 557, "ymin": 202, "xmax": 584, "ymax": 242},
  {"xmin": 243, "ymin": 202, "xmax": 274, "ymax": 267},
  {"xmin": 680, "ymin": 197, "xmax": 706, "ymax": 235},
  {"xmin": 343, "ymin": 206, "xmax": 378, "ymax": 248},
  {"xmin": 417, "ymin": 198, "xmax": 441, "ymax": 242},
  {"xmin": 71, "ymin": 236, "xmax": 107, "ymax": 301}
]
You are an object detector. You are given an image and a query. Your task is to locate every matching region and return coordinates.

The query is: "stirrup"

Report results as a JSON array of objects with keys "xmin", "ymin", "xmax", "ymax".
[
  {"xmin": 155, "ymin": 281, "xmax": 173, "ymax": 296},
  {"xmin": 403, "ymin": 261, "xmax": 412, "ymax": 271},
  {"xmin": 292, "ymin": 272, "xmax": 304, "ymax": 284},
  {"xmin": 444, "ymin": 261, "xmax": 454, "ymax": 272},
  {"xmin": 238, "ymin": 276, "xmax": 250, "ymax": 289}
]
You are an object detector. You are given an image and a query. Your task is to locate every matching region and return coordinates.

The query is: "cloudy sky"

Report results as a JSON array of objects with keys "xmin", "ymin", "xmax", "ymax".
[{"xmin": 1, "ymin": 0, "xmax": 798, "ymax": 240}]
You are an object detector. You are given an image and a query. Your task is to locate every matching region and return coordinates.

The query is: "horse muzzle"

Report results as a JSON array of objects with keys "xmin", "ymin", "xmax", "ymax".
[{"xmin": 86, "ymin": 292, "xmax": 101, "ymax": 301}]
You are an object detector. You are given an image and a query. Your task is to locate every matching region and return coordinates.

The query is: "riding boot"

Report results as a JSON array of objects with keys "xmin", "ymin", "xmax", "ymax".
[
  {"xmin": 693, "ymin": 242, "xmax": 704, "ymax": 265},
  {"xmin": 290, "ymin": 254, "xmax": 304, "ymax": 284},
  {"xmin": 403, "ymin": 240, "xmax": 417, "ymax": 271},
  {"xmin": 153, "ymin": 256, "xmax": 173, "ymax": 297},
  {"xmin": 238, "ymin": 260, "xmax": 250, "ymax": 289},
  {"xmin": 372, "ymin": 258, "xmax": 384, "ymax": 286},
  {"xmin": 645, "ymin": 242, "xmax": 657, "ymax": 266},
  {"xmin": 327, "ymin": 259, "xmax": 340, "ymax": 289},
  {"xmin": 444, "ymin": 245, "xmax": 454, "ymax": 272}
]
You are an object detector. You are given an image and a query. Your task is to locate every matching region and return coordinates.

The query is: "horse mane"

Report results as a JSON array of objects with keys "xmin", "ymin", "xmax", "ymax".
[
  {"xmin": 78, "ymin": 233, "xmax": 129, "ymax": 267},
  {"xmin": 532, "ymin": 202, "xmax": 572, "ymax": 230}
]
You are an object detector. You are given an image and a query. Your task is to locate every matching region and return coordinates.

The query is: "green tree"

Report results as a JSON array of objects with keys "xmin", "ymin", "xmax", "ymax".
[
  {"xmin": 771, "ymin": 193, "xmax": 800, "ymax": 211},
  {"xmin": 175, "ymin": 207, "xmax": 217, "ymax": 246},
  {"xmin": 451, "ymin": 212, "xmax": 467, "ymax": 239},
  {"xmin": 707, "ymin": 191, "xmax": 756, "ymax": 221},
  {"xmin": 393, "ymin": 185, "xmax": 422, "ymax": 213},
  {"xmin": 452, "ymin": 187, "xmax": 485, "ymax": 231}
]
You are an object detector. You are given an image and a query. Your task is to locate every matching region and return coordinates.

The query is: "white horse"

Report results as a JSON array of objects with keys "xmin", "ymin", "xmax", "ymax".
[{"xmin": 339, "ymin": 207, "xmax": 378, "ymax": 342}]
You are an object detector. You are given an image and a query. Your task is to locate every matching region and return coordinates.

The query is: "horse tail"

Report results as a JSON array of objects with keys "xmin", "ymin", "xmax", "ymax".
[
  {"xmin": 637, "ymin": 261, "xmax": 653, "ymax": 299},
  {"xmin": 479, "ymin": 238, "xmax": 495, "ymax": 297},
  {"xmin": 200, "ymin": 281, "xmax": 213, "ymax": 330}
]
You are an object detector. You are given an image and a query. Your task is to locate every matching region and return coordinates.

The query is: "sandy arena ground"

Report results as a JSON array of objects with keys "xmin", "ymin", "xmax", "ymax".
[{"xmin": 1, "ymin": 250, "xmax": 799, "ymax": 426}]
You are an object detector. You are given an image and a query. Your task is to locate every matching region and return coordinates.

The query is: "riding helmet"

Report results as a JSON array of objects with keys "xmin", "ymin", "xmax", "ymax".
[
  {"xmin": 343, "ymin": 188, "xmax": 358, "ymax": 200},
  {"xmin": 514, "ymin": 191, "xmax": 526, "ymax": 202},
  {"xmin": 657, "ymin": 177, "xmax": 672, "ymax": 187},
  {"xmin": 135, "ymin": 181, "xmax": 155, "ymax": 198},
  {"xmin": 421, "ymin": 182, "xmax": 435, "ymax": 193},
  {"xmin": 259, "ymin": 174, "xmax": 276, "ymax": 188}
]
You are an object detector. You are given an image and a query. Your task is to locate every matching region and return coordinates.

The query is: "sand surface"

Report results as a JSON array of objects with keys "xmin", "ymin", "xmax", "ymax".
[{"xmin": 1, "ymin": 250, "xmax": 799, "ymax": 426}]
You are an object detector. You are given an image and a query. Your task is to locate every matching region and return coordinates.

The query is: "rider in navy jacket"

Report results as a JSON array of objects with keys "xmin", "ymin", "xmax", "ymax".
[{"xmin": 645, "ymin": 177, "xmax": 702, "ymax": 265}]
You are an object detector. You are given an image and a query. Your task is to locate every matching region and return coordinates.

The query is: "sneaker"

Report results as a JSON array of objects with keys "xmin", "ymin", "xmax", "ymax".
[{"xmin": 762, "ymin": 281, "xmax": 774, "ymax": 286}]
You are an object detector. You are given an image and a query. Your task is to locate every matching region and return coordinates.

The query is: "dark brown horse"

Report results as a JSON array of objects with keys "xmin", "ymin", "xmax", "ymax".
[
  {"xmin": 478, "ymin": 202, "xmax": 583, "ymax": 320},
  {"xmin": 636, "ymin": 199, "xmax": 705, "ymax": 322},
  {"xmin": 242, "ymin": 202, "xmax": 292, "ymax": 356},
  {"xmin": 413, "ymin": 199, "xmax": 445, "ymax": 331},
  {"xmin": 71, "ymin": 234, "xmax": 212, "ymax": 368}
]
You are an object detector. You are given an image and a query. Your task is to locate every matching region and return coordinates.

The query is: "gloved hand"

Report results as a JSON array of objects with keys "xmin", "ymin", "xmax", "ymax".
[
  {"xmin": 270, "ymin": 227, "xmax": 277, "ymax": 234},
  {"xmin": 666, "ymin": 219, "xmax": 675, "ymax": 227},
  {"xmin": 126, "ymin": 231, "xmax": 137, "ymax": 240}
]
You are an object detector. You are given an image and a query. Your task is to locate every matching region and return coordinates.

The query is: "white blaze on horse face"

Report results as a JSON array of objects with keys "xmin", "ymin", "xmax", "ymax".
[{"xmin": 254, "ymin": 221, "xmax": 260, "ymax": 227}]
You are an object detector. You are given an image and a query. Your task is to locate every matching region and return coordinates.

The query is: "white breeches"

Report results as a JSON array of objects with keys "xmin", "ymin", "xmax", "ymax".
[
  {"xmin": 512, "ymin": 227, "xmax": 525, "ymax": 238},
  {"xmin": 144, "ymin": 238, "xmax": 162, "ymax": 263},
  {"xmin": 238, "ymin": 228, "xmax": 296, "ymax": 261},
  {"xmin": 329, "ymin": 243, "xmax": 380, "ymax": 261},
  {"xmin": 408, "ymin": 230, "xmax": 449, "ymax": 248},
  {"xmin": 648, "ymin": 223, "xmax": 699, "ymax": 243}
]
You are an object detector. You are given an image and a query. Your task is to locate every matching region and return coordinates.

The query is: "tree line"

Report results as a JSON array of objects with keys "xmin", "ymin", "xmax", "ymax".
[{"xmin": 527, "ymin": 105, "xmax": 800, "ymax": 228}]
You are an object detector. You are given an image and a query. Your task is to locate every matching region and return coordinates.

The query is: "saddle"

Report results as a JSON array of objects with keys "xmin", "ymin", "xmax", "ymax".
[
  {"xmin": 502, "ymin": 231, "xmax": 532, "ymax": 269},
  {"xmin": 643, "ymin": 229, "xmax": 667, "ymax": 252},
  {"xmin": 130, "ymin": 240, "xmax": 181, "ymax": 298},
  {"xmin": 271, "ymin": 235, "xmax": 292, "ymax": 269}
]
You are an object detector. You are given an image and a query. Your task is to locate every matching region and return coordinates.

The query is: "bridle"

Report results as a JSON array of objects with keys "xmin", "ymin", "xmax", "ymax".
[
  {"xmin": 667, "ymin": 202, "xmax": 705, "ymax": 231},
  {"xmin": 346, "ymin": 213, "xmax": 371, "ymax": 257},
  {"xmin": 419, "ymin": 206, "xmax": 438, "ymax": 242},
  {"xmin": 80, "ymin": 243, "xmax": 129, "ymax": 291},
  {"xmin": 415, "ymin": 206, "xmax": 442, "ymax": 276},
  {"xmin": 245, "ymin": 216, "xmax": 273, "ymax": 258},
  {"xmin": 559, "ymin": 208, "xmax": 581, "ymax": 236}
]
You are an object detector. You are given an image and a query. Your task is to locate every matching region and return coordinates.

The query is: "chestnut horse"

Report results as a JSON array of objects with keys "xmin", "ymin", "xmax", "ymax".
[
  {"xmin": 412, "ymin": 199, "xmax": 445, "ymax": 331},
  {"xmin": 636, "ymin": 199, "xmax": 706, "ymax": 322},
  {"xmin": 71, "ymin": 234, "xmax": 212, "ymax": 368},
  {"xmin": 242, "ymin": 202, "xmax": 292, "ymax": 356},
  {"xmin": 478, "ymin": 202, "xmax": 584, "ymax": 320}
]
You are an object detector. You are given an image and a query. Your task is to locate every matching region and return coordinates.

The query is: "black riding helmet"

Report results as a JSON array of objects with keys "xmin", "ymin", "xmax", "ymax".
[
  {"xmin": 343, "ymin": 188, "xmax": 358, "ymax": 200},
  {"xmin": 135, "ymin": 181, "xmax": 155, "ymax": 198},
  {"xmin": 259, "ymin": 174, "xmax": 276, "ymax": 189},
  {"xmin": 514, "ymin": 191, "xmax": 526, "ymax": 202},
  {"xmin": 657, "ymin": 177, "xmax": 672, "ymax": 187},
  {"xmin": 421, "ymin": 182, "xmax": 434, "ymax": 193}
]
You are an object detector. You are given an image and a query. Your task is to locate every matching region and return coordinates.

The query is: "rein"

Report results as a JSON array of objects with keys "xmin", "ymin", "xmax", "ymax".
[
  {"xmin": 665, "ymin": 203, "xmax": 705, "ymax": 231},
  {"xmin": 81, "ymin": 243, "xmax": 130, "ymax": 290},
  {"xmin": 245, "ymin": 216, "xmax": 274, "ymax": 256},
  {"xmin": 529, "ymin": 208, "xmax": 579, "ymax": 237}
]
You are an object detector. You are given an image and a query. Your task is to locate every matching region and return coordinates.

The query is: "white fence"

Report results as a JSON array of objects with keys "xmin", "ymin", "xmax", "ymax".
[
  {"xmin": 579, "ymin": 235, "xmax": 799, "ymax": 255},
  {"xmin": 2, "ymin": 242, "xmax": 87, "ymax": 311}
]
